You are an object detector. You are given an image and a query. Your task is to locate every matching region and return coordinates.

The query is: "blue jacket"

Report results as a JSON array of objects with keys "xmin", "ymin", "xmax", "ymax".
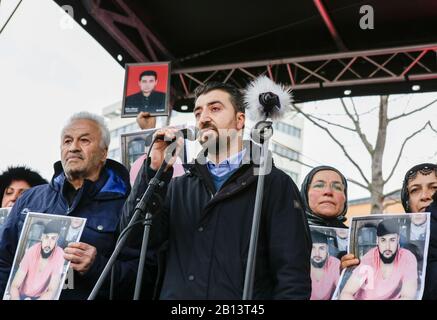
[{"xmin": 0, "ymin": 159, "xmax": 137, "ymax": 299}]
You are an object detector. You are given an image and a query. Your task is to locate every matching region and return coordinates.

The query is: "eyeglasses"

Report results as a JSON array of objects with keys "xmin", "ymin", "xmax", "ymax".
[{"xmin": 310, "ymin": 181, "xmax": 345, "ymax": 193}]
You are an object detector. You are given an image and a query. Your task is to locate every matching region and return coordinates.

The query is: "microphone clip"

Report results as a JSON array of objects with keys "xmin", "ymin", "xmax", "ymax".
[
  {"xmin": 251, "ymin": 120, "xmax": 273, "ymax": 145},
  {"xmin": 258, "ymin": 92, "xmax": 280, "ymax": 118}
]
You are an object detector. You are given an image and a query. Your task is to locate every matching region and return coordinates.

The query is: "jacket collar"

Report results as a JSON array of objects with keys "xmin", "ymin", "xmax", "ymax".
[
  {"xmin": 187, "ymin": 140, "xmax": 273, "ymax": 196},
  {"xmin": 51, "ymin": 159, "xmax": 131, "ymax": 200}
]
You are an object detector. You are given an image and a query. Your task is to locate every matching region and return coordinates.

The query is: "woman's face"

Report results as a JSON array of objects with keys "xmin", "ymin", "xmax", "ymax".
[
  {"xmin": 308, "ymin": 170, "xmax": 346, "ymax": 219},
  {"xmin": 407, "ymin": 172, "xmax": 437, "ymax": 213},
  {"xmin": 1, "ymin": 180, "xmax": 31, "ymax": 208}
]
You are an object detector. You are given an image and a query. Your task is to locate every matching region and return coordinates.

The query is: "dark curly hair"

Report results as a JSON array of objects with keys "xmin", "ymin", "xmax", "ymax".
[
  {"xmin": 194, "ymin": 81, "xmax": 245, "ymax": 114},
  {"xmin": 0, "ymin": 166, "xmax": 47, "ymax": 205},
  {"xmin": 401, "ymin": 163, "xmax": 437, "ymax": 212}
]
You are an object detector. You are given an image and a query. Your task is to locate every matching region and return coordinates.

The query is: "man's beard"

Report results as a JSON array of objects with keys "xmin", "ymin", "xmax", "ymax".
[
  {"xmin": 379, "ymin": 248, "xmax": 397, "ymax": 264},
  {"xmin": 311, "ymin": 257, "xmax": 327, "ymax": 268},
  {"xmin": 41, "ymin": 247, "xmax": 54, "ymax": 259},
  {"xmin": 199, "ymin": 125, "xmax": 221, "ymax": 154},
  {"xmin": 63, "ymin": 161, "xmax": 86, "ymax": 180}
]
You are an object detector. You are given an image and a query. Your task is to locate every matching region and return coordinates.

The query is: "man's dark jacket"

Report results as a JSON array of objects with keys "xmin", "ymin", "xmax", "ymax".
[
  {"xmin": 121, "ymin": 142, "xmax": 312, "ymax": 300},
  {"xmin": 124, "ymin": 91, "xmax": 166, "ymax": 114},
  {"xmin": 0, "ymin": 159, "xmax": 137, "ymax": 299}
]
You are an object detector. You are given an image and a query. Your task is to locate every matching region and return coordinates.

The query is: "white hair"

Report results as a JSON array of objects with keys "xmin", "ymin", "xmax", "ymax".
[{"xmin": 61, "ymin": 111, "xmax": 110, "ymax": 149}]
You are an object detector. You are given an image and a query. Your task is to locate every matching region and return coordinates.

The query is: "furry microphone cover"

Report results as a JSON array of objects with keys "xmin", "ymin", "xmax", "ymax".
[{"xmin": 244, "ymin": 75, "xmax": 293, "ymax": 122}]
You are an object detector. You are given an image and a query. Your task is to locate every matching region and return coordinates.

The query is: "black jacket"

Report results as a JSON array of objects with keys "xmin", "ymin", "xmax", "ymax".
[
  {"xmin": 124, "ymin": 91, "xmax": 166, "ymax": 114},
  {"xmin": 306, "ymin": 214, "xmax": 348, "ymax": 229},
  {"xmin": 121, "ymin": 142, "xmax": 312, "ymax": 300},
  {"xmin": 424, "ymin": 195, "xmax": 437, "ymax": 300}
]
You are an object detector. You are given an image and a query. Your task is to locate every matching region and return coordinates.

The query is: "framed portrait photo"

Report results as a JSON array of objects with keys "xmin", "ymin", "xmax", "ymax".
[
  {"xmin": 120, "ymin": 126, "xmax": 191, "ymax": 173},
  {"xmin": 3, "ymin": 212, "xmax": 86, "ymax": 300},
  {"xmin": 121, "ymin": 61, "xmax": 171, "ymax": 118},
  {"xmin": 332, "ymin": 213, "xmax": 430, "ymax": 300},
  {"xmin": 309, "ymin": 225, "xmax": 349, "ymax": 300},
  {"xmin": 0, "ymin": 207, "xmax": 11, "ymax": 226}
]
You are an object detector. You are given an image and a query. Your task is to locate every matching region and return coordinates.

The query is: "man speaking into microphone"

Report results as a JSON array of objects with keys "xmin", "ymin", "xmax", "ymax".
[{"xmin": 121, "ymin": 82, "xmax": 311, "ymax": 299}]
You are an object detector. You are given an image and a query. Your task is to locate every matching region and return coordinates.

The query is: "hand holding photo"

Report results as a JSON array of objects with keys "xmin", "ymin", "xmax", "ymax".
[
  {"xmin": 333, "ymin": 213, "xmax": 430, "ymax": 300},
  {"xmin": 2, "ymin": 213, "xmax": 86, "ymax": 300}
]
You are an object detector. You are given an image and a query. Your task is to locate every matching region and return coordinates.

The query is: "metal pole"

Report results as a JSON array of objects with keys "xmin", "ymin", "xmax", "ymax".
[
  {"xmin": 242, "ymin": 123, "xmax": 272, "ymax": 300},
  {"xmin": 88, "ymin": 158, "xmax": 167, "ymax": 300},
  {"xmin": 133, "ymin": 212, "xmax": 153, "ymax": 300}
]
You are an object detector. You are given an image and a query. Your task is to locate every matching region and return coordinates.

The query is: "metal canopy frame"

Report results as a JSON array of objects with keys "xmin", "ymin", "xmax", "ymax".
[
  {"xmin": 173, "ymin": 43, "xmax": 437, "ymax": 96},
  {"xmin": 53, "ymin": 0, "xmax": 437, "ymax": 103},
  {"xmin": 83, "ymin": 0, "xmax": 174, "ymax": 62}
]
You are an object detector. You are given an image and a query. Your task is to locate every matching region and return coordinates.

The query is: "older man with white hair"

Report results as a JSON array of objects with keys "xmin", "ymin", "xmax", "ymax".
[{"xmin": 0, "ymin": 112, "xmax": 138, "ymax": 299}]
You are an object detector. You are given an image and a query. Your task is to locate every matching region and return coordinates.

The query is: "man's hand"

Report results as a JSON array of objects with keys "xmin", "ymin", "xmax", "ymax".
[
  {"xmin": 136, "ymin": 112, "xmax": 156, "ymax": 130},
  {"xmin": 150, "ymin": 127, "xmax": 184, "ymax": 171},
  {"xmin": 340, "ymin": 253, "xmax": 360, "ymax": 271},
  {"xmin": 64, "ymin": 242, "xmax": 97, "ymax": 275}
]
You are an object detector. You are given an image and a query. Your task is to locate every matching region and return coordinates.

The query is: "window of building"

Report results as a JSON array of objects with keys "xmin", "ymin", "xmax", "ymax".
[
  {"xmin": 273, "ymin": 122, "xmax": 301, "ymax": 138},
  {"xmin": 108, "ymin": 148, "xmax": 121, "ymax": 162},
  {"xmin": 271, "ymin": 143, "xmax": 299, "ymax": 161}
]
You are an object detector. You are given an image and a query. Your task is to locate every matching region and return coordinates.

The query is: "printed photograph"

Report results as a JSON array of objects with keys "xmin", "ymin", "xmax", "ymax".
[
  {"xmin": 333, "ymin": 213, "xmax": 430, "ymax": 300},
  {"xmin": 310, "ymin": 225, "xmax": 349, "ymax": 300},
  {"xmin": 121, "ymin": 62, "xmax": 171, "ymax": 117},
  {"xmin": 3, "ymin": 213, "xmax": 86, "ymax": 300},
  {"xmin": 0, "ymin": 207, "xmax": 11, "ymax": 226},
  {"xmin": 120, "ymin": 126, "xmax": 194, "ymax": 173}
]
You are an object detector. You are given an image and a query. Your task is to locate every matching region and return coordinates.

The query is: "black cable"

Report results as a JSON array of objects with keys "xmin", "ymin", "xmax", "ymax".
[
  {"xmin": 0, "ymin": 0, "xmax": 23, "ymax": 36},
  {"xmin": 116, "ymin": 219, "xmax": 151, "ymax": 246},
  {"xmin": 144, "ymin": 137, "xmax": 158, "ymax": 188}
]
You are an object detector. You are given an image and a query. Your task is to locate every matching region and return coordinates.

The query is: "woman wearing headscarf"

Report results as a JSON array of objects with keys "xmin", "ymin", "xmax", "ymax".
[
  {"xmin": 0, "ymin": 166, "xmax": 47, "ymax": 208},
  {"xmin": 400, "ymin": 163, "xmax": 437, "ymax": 215},
  {"xmin": 301, "ymin": 165, "xmax": 349, "ymax": 228},
  {"xmin": 341, "ymin": 163, "xmax": 437, "ymax": 299},
  {"xmin": 302, "ymin": 166, "xmax": 348, "ymax": 300},
  {"xmin": 401, "ymin": 163, "xmax": 437, "ymax": 300}
]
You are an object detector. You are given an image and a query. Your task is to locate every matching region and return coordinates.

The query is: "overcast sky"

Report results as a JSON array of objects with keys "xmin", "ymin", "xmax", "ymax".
[{"xmin": 1, "ymin": 0, "xmax": 436, "ymax": 201}]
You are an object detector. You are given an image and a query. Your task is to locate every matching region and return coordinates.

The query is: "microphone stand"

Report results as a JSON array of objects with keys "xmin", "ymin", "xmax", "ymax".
[
  {"xmin": 242, "ymin": 119, "xmax": 274, "ymax": 300},
  {"xmin": 88, "ymin": 149, "xmax": 170, "ymax": 300}
]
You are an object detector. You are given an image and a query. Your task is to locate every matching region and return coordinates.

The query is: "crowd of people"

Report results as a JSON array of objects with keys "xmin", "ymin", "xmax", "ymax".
[{"xmin": 0, "ymin": 81, "xmax": 436, "ymax": 300}]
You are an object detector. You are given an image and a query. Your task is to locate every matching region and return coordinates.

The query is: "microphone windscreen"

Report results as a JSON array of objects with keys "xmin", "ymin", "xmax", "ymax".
[{"xmin": 244, "ymin": 75, "xmax": 292, "ymax": 121}]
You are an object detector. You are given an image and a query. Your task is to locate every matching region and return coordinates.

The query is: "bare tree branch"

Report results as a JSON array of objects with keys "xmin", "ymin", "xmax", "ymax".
[
  {"xmin": 429, "ymin": 122, "xmax": 437, "ymax": 134},
  {"xmin": 346, "ymin": 178, "xmax": 370, "ymax": 191},
  {"xmin": 350, "ymin": 97, "xmax": 360, "ymax": 123},
  {"xmin": 305, "ymin": 113, "xmax": 356, "ymax": 132},
  {"xmin": 388, "ymin": 99, "xmax": 437, "ymax": 122},
  {"xmin": 340, "ymin": 98, "xmax": 374, "ymax": 155},
  {"xmin": 271, "ymin": 139, "xmax": 370, "ymax": 190},
  {"xmin": 292, "ymin": 103, "xmax": 371, "ymax": 186},
  {"xmin": 287, "ymin": 158, "xmax": 369, "ymax": 190},
  {"xmin": 383, "ymin": 199, "xmax": 401, "ymax": 211},
  {"xmin": 381, "ymin": 188, "xmax": 402, "ymax": 211},
  {"xmin": 384, "ymin": 121, "xmax": 432, "ymax": 184}
]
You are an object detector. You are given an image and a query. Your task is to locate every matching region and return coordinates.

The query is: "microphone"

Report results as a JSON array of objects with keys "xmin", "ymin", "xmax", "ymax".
[
  {"xmin": 154, "ymin": 126, "xmax": 198, "ymax": 142},
  {"xmin": 244, "ymin": 75, "xmax": 292, "ymax": 121}
]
